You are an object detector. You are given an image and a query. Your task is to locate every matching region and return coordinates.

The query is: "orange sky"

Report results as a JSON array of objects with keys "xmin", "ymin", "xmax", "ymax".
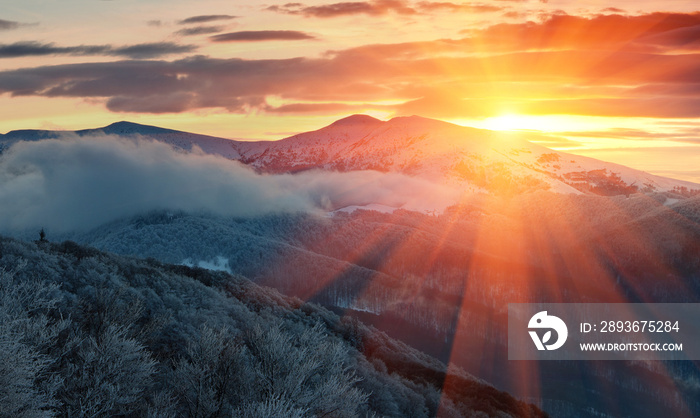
[{"xmin": 2, "ymin": 1, "xmax": 700, "ymax": 181}]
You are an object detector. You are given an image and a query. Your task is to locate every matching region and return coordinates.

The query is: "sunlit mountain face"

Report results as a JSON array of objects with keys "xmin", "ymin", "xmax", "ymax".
[{"xmin": 3, "ymin": 1, "xmax": 700, "ymax": 416}]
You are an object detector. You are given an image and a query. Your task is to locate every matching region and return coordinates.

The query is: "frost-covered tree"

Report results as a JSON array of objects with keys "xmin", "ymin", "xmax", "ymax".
[
  {"xmin": 171, "ymin": 326, "xmax": 249, "ymax": 418},
  {"xmin": 234, "ymin": 393, "xmax": 308, "ymax": 418},
  {"xmin": 57, "ymin": 325, "xmax": 156, "ymax": 418},
  {"xmin": 244, "ymin": 322, "xmax": 368, "ymax": 417},
  {"xmin": 0, "ymin": 264, "xmax": 66, "ymax": 418},
  {"xmin": 0, "ymin": 235, "xmax": 547, "ymax": 418}
]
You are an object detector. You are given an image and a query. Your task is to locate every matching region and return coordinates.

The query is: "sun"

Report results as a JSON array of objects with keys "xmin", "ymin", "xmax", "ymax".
[
  {"xmin": 481, "ymin": 114, "xmax": 544, "ymax": 132},
  {"xmin": 475, "ymin": 113, "xmax": 607, "ymax": 134}
]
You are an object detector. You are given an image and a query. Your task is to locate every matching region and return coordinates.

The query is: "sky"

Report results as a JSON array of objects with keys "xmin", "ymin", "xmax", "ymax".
[{"xmin": 2, "ymin": 0, "xmax": 700, "ymax": 181}]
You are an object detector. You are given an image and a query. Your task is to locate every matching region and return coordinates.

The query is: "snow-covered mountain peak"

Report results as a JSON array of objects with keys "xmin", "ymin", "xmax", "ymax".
[
  {"xmin": 329, "ymin": 114, "xmax": 383, "ymax": 127},
  {"xmin": 233, "ymin": 115, "xmax": 700, "ymax": 195}
]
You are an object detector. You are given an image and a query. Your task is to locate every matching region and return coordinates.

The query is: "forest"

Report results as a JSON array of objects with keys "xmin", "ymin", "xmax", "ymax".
[{"xmin": 0, "ymin": 234, "xmax": 544, "ymax": 417}]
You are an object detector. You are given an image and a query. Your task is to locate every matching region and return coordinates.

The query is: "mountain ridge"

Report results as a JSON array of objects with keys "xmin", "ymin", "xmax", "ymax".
[{"xmin": 2, "ymin": 115, "xmax": 698, "ymax": 196}]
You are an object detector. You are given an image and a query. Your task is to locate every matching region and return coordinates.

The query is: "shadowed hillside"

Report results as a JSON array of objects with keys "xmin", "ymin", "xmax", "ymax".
[{"xmin": 0, "ymin": 234, "xmax": 544, "ymax": 417}]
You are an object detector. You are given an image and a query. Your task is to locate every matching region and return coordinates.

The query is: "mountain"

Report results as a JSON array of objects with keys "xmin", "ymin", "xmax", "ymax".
[
  {"xmin": 2, "ymin": 116, "xmax": 698, "ymax": 197},
  {"xmin": 232, "ymin": 114, "xmax": 698, "ymax": 195},
  {"xmin": 0, "ymin": 121, "xmax": 242, "ymax": 159}
]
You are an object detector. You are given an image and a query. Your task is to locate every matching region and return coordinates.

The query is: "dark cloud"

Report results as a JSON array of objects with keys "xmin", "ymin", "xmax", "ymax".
[
  {"xmin": 2, "ymin": 12, "xmax": 700, "ymax": 119},
  {"xmin": 0, "ymin": 41, "xmax": 196, "ymax": 59},
  {"xmin": 0, "ymin": 42, "xmax": 108, "ymax": 58},
  {"xmin": 112, "ymin": 42, "xmax": 197, "ymax": 58},
  {"xmin": 147, "ymin": 20, "xmax": 163, "ymax": 27},
  {"xmin": 106, "ymin": 93, "xmax": 196, "ymax": 113},
  {"xmin": 0, "ymin": 19, "xmax": 21, "ymax": 30},
  {"xmin": 178, "ymin": 15, "xmax": 237, "ymax": 24},
  {"xmin": 210, "ymin": 30, "xmax": 315, "ymax": 42},
  {"xmin": 0, "ymin": 54, "xmax": 399, "ymax": 113},
  {"xmin": 175, "ymin": 26, "xmax": 225, "ymax": 36},
  {"xmin": 2, "ymin": 46, "xmax": 700, "ymax": 117}
]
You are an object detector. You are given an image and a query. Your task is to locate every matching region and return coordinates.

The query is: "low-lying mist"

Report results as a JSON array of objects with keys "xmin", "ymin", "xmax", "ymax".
[{"xmin": 0, "ymin": 135, "xmax": 461, "ymax": 232}]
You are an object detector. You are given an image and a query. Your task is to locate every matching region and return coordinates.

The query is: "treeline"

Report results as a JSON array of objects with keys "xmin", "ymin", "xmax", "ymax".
[{"xmin": 0, "ymin": 235, "xmax": 544, "ymax": 417}]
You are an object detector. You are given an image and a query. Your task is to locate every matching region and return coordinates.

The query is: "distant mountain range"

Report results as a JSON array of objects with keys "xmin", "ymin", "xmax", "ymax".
[{"xmin": 2, "ymin": 115, "xmax": 698, "ymax": 196}]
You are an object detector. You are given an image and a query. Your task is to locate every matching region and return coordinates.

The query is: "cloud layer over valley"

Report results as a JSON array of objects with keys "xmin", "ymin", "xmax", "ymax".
[{"xmin": 0, "ymin": 135, "xmax": 460, "ymax": 232}]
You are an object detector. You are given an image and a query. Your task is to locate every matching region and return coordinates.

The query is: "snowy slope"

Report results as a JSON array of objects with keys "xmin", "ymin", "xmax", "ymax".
[{"xmin": 233, "ymin": 115, "xmax": 699, "ymax": 195}]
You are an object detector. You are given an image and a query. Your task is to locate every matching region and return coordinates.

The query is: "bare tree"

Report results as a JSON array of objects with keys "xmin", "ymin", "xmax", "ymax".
[
  {"xmin": 0, "ymin": 264, "xmax": 66, "ymax": 418},
  {"xmin": 244, "ymin": 322, "xmax": 368, "ymax": 417},
  {"xmin": 58, "ymin": 325, "xmax": 156, "ymax": 418},
  {"xmin": 171, "ymin": 326, "xmax": 249, "ymax": 418}
]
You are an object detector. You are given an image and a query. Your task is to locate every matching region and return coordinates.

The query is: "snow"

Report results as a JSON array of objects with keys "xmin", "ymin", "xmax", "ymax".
[
  {"xmin": 333, "ymin": 203, "xmax": 399, "ymax": 214},
  {"xmin": 180, "ymin": 256, "xmax": 232, "ymax": 273},
  {"xmin": 230, "ymin": 115, "xmax": 699, "ymax": 195}
]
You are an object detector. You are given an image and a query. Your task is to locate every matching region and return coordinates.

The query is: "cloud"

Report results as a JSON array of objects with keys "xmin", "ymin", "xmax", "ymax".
[
  {"xmin": 1, "ymin": 46, "xmax": 699, "ymax": 117},
  {"xmin": 519, "ymin": 97, "xmax": 700, "ymax": 119},
  {"xmin": 106, "ymin": 93, "xmax": 197, "ymax": 113},
  {"xmin": 2, "ymin": 12, "xmax": 700, "ymax": 119},
  {"xmin": 0, "ymin": 55, "xmax": 378, "ymax": 113},
  {"xmin": 175, "ymin": 26, "xmax": 225, "ymax": 36},
  {"xmin": 178, "ymin": 15, "xmax": 237, "ymax": 24},
  {"xmin": 265, "ymin": 0, "xmax": 417, "ymax": 17},
  {"xmin": 474, "ymin": 12, "xmax": 700, "ymax": 53},
  {"xmin": 0, "ymin": 136, "xmax": 460, "ymax": 232},
  {"xmin": 0, "ymin": 19, "xmax": 21, "ymax": 30},
  {"xmin": 558, "ymin": 127, "xmax": 700, "ymax": 143},
  {"xmin": 0, "ymin": 41, "xmax": 196, "ymax": 59},
  {"xmin": 502, "ymin": 11, "xmax": 527, "ymax": 19},
  {"xmin": 209, "ymin": 30, "xmax": 316, "ymax": 42},
  {"xmin": 415, "ymin": 2, "xmax": 502, "ymax": 13},
  {"xmin": 266, "ymin": 102, "xmax": 360, "ymax": 114},
  {"xmin": 0, "ymin": 42, "xmax": 108, "ymax": 58},
  {"xmin": 265, "ymin": 0, "xmax": 501, "ymax": 17},
  {"xmin": 637, "ymin": 25, "xmax": 700, "ymax": 51},
  {"xmin": 111, "ymin": 42, "xmax": 197, "ymax": 59},
  {"xmin": 600, "ymin": 7, "xmax": 625, "ymax": 14}
]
